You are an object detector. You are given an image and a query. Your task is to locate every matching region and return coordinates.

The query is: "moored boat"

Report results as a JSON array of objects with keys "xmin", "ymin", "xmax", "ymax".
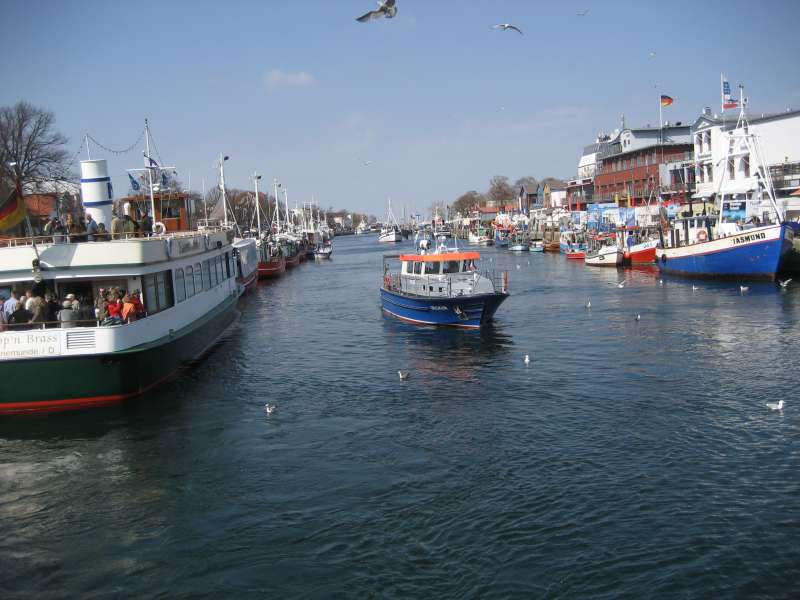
[
  {"xmin": 381, "ymin": 250, "xmax": 509, "ymax": 328},
  {"xmin": 0, "ymin": 157, "xmax": 241, "ymax": 414},
  {"xmin": 257, "ymin": 241, "xmax": 286, "ymax": 278},
  {"xmin": 233, "ymin": 237, "xmax": 259, "ymax": 292},
  {"xmin": 585, "ymin": 235, "xmax": 623, "ymax": 267}
]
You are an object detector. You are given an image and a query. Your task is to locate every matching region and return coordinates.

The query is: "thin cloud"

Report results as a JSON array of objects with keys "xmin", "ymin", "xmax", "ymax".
[{"xmin": 264, "ymin": 69, "xmax": 315, "ymax": 92}]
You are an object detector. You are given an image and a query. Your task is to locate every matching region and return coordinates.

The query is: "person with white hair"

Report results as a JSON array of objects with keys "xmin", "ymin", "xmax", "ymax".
[{"xmin": 58, "ymin": 300, "xmax": 78, "ymax": 328}]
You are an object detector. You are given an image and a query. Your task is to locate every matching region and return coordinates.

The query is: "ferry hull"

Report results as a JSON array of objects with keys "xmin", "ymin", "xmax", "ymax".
[
  {"xmin": 380, "ymin": 288, "xmax": 508, "ymax": 329},
  {"xmin": 657, "ymin": 223, "xmax": 792, "ymax": 280},
  {"xmin": 625, "ymin": 240, "xmax": 659, "ymax": 265},
  {"xmin": 0, "ymin": 295, "xmax": 238, "ymax": 414}
]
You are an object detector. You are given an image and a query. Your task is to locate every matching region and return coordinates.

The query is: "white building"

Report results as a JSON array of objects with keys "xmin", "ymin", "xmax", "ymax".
[{"xmin": 692, "ymin": 107, "xmax": 800, "ymax": 219}]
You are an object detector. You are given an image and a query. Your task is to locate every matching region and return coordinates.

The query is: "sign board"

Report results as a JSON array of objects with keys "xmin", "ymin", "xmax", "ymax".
[{"xmin": 0, "ymin": 331, "xmax": 62, "ymax": 360}]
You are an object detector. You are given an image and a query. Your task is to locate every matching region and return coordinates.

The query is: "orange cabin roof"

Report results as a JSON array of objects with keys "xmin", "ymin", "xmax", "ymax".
[{"xmin": 400, "ymin": 251, "xmax": 480, "ymax": 262}]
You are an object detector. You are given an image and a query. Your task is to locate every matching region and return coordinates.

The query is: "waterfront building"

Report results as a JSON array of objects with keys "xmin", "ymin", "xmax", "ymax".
[{"xmin": 691, "ymin": 106, "xmax": 800, "ymax": 220}]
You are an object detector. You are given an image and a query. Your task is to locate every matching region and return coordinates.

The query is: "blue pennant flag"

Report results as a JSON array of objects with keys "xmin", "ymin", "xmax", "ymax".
[
  {"xmin": 128, "ymin": 173, "xmax": 140, "ymax": 191},
  {"xmin": 161, "ymin": 172, "xmax": 168, "ymax": 187},
  {"xmin": 147, "ymin": 155, "xmax": 159, "ymax": 168}
]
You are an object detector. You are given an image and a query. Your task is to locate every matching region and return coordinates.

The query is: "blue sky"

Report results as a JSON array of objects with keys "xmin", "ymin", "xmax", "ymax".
[{"xmin": 2, "ymin": 0, "xmax": 798, "ymax": 216}]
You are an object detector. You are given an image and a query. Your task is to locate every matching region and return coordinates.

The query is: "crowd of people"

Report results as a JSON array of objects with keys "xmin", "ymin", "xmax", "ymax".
[
  {"xmin": 42, "ymin": 210, "xmax": 154, "ymax": 243},
  {"xmin": 0, "ymin": 286, "xmax": 146, "ymax": 331}
]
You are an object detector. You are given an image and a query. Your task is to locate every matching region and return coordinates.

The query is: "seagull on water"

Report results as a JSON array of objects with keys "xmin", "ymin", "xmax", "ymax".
[
  {"xmin": 516, "ymin": 264, "xmax": 521, "ymax": 269},
  {"xmin": 356, "ymin": 0, "xmax": 397, "ymax": 22},
  {"xmin": 492, "ymin": 23, "xmax": 524, "ymax": 35},
  {"xmin": 778, "ymin": 278, "xmax": 792, "ymax": 288},
  {"xmin": 740, "ymin": 285, "xmax": 750, "ymax": 294},
  {"xmin": 659, "ymin": 279, "xmax": 664, "ymax": 286},
  {"xmin": 264, "ymin": 403, "xmax": 277, "ymax": 415},
  {"xmin": 524, "ymin": 354, "xmax": 530, "ymax": 364},
  {"xmin": 635, "ymin": 313, "xmax": 641, "ymax": 321},
  {"xmin": 585, "ymin": 298, "xmax": 592, "ymax": 309},
  {"xmin": 617, "ymin": 279, "xmax": 627, "ymax": 288},
  {"xmin": 398, "ymin": 370, "xmax": 410, "ymax": 381},
  {"xmin": 766, "ymin": 400, "xmax": 784, "ymax": 411},
  {"xmin": 692, "ymin": 285, "xmax": 699, "ymax": 292}
]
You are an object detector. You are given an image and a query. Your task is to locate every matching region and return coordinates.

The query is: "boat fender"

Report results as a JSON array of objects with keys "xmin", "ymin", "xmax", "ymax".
[
  {"xmin": 153, "ymin": 221, "xmax": 167, "ymax": 235},
  {"xmin": 696, "ymin": 229, "xmax": 708, "ymax": 242}
]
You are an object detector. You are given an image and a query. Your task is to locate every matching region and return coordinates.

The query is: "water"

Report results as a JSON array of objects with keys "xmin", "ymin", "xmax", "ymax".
[{"xmin": 2, "ymin": 235, "xmax": 799, "ymax": 598}]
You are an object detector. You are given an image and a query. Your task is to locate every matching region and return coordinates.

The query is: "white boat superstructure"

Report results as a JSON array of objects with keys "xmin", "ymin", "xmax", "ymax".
[{"xmin": 379, "ymin": 199, "xmax": 403, "ymax": 243}]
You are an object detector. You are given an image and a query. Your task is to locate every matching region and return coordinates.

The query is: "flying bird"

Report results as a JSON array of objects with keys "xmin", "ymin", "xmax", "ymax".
[
  {"xmin": 362, "ymin": 160, "xmax": 373, "ymax": 166},
  {"xmin": 778, "ymin": 278, "xmax": 792, "ymax": 288},
  {"xmin": 398, "ymin": 370, "xmax": 410, "ymax": 381},
  {"xmin": 766, "ymin": 400, "xmax": 784, "ymax": 411},
  {"xmin": 492, "ymin": 23, "xmax": 524, "ymax": 35},
  {"xmin": 576, "ymin": 9, "xmax": 590, "ymax": 17},
  {"xmin": 648, "ymin": 51, "xmax": 657, "ymax": 59},
  {"xmin": 356, "ymin": 0, "xmax": 397, "ymax": 22}
]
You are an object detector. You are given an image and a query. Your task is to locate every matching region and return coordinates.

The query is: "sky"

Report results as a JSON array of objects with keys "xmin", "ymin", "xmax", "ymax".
[{"xmin": 1, "ymin": 0, "xmax": 799, "ymax": 217}]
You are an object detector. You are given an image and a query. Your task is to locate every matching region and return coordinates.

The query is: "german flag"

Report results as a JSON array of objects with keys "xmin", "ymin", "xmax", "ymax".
[
  {"xmin": 660, "ymin": 95, "xmax": 674, "ymax": 107},
  {"xmin": 0, "ymin": 180, "xmax": 27, "ymax": 231}
]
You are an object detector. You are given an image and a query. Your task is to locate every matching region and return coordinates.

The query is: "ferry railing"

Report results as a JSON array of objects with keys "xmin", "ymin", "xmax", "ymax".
[
  {"xmin": 382, "ymin": 270, "xmax": 508, "ymax": 296},
  {"xmin": 0, "ymin": 227, "xmax": 231, "ymax": 249},
  {"xmin": 0, "ymin": 315, "xmax": 147, "ymax": 331}
]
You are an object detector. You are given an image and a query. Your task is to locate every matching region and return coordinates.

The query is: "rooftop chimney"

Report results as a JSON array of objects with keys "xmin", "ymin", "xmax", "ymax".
[{"xmin": 703, "ymin": 107, "xmax": 712, "ymax": 116}]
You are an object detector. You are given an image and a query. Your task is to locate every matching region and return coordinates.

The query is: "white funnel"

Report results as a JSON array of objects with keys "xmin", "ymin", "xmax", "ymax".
[{"xmin": 80, "ymin": 159, "xmax": 113, "ymax": 229}]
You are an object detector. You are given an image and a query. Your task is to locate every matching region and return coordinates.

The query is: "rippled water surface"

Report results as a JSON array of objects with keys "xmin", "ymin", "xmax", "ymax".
[{"xmin": 2, "ymin": 235, "xmax": 799, "ymax": 598}]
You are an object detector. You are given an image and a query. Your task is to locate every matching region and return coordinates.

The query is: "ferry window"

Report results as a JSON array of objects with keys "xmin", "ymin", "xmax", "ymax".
[
  {"xmin": 194, "ymin": 262, "xmax": 202, "ymax": 293},
  {"xmin": 442, "ymin": 260, "xmax": 460, "ymax": 274},
  {"xmin": 216, "ymin": 256, "xmax": 224, "ymax": 282},
  {"xmin": 210, "ymin": 258, "xmax": 218, "ymax": 287},
  {"xmin": 424, "ymin": 262, "xmax": 441, "ymax": 275},
  {"xmin": 185, "ymin": 266, "xmax": 195, "ymax": 297},
  {"xmin": 161, "ymin": 199, "xmax": 181, "ymax": 219},
  {"xmin": 156, "ymin": 271, "xmax": 174, "ymax": 311},
  {"xmin": 202, "ymin": 260, "xmax": 211, "ymax": 290},
  {"xmin": 175, "ymin": 268, "xmax": 186, "ymax": 303},
  {"xmin": 228, "ymin": 253, "xmax": 235, "ymax": 279},
  {"xmin": 144, "ymin": 275, "xmax": 158, "ymax": 315},
  {"xmin": 413, "ymin": 261, "xmax": 422, "ymax": 275}
]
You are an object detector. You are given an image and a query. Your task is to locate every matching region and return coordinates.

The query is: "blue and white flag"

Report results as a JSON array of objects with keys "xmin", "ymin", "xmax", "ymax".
[
  {"xmin": 147, "ymin": 155, "xmax": 159, "ymax": 167},
  {"xmin": 128, "ymin": 173, "xmax": 140, "ymax": 191}
]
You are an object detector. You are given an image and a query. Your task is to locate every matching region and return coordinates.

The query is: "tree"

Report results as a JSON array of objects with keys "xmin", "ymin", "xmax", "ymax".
[
  {"xmin": 0, "ymin": 101, "xmax": 70, "ymax": 187},
  {"xmin": 452, "ymin": 190, "xmax": 484, "ymax": 216},
  {"xmin": 486, "ymin": 175, "xmax": 514, "ymax": 205},
  {"xmin": 513, "ymin": 176, "xmax": 538, "ymax": 191}
]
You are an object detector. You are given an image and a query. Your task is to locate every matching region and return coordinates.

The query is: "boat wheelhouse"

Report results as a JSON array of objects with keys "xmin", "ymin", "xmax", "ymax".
[
  {"xmin": 233, "ymin": 237, "xmax": 259, "ymax": 291},
  {"xmin": 585, "ymin": 234, "xmax": 623, "ymax": 267},
  {"xmin": 381, "ymin": 250, "xmax": 509, "ymax": 328}
]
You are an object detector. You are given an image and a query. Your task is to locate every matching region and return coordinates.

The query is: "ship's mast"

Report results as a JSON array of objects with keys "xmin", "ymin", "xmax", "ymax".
[
  {"xmin": 273, "ymin": 178, "xmax": 281, "ymax": 233},
  {"xmin": 219, "ymin": 153, "xmax": 230, "ymax": 228},
  {"xmin": 145, "ymin": 119, "xmax": 156, "ymax": 220},
  {"xmin": 253, "ymin": 172, "xmax": 262, "ymax": 236}
]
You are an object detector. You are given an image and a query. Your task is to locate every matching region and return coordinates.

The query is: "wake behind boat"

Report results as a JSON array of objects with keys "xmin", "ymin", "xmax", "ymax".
[{"xmin": 380, "ymin": 247, "xmax": 509, "ymax": 328}]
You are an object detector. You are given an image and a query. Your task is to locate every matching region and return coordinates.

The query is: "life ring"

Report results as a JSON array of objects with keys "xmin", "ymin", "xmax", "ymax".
[
  {"xmin": 696, "ymin": 229, "xmax": 708, "ymax": 242},
  {"xmin": 153, "ymin": 221, "xmax": 167, "ymax": 235}
]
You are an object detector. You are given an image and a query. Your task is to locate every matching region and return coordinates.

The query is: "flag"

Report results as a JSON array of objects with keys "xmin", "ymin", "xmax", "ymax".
[
  {"xmin": 721, "ymin": 74, "xmax": 739, "ymax": 111},
  {"xmin": 0, "ymin": 181, "xmax": 27, "ymax": 232},
  {"xmin": 128, "ymin": 173, "xmax": 140, "ymax": 191},
  {"xmin": 660, "ymin": 95, "xmax": 673, "ymax": 107},
  {"xmin": 147, "ymin": 155, "xmax": 159, "ymax": 167}
]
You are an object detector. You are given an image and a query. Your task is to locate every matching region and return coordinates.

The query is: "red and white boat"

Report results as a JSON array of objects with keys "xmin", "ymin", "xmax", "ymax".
[
  {"xmin": 565, "ymin": 249, "xmax": 585, "ymax": 260},
  {"xmin": 625, "ymin": 239, "xmax": 659, "ymax": 265},
  {"xmin": 257, "ymin": 240, "xmax": 286, "ymax": 279},
  {"xmin": 233, "ymin": 238, "xmax": 259, "ymax": 292}
]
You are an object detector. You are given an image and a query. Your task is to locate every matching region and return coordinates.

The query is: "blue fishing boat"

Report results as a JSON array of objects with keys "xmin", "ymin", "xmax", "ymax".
[
  {"xmin": 381, "ymin": 250, "xmax": 509, "ymax": 328},
  {"xmin": 656, "ymin": 92, "xmax": 793, "ymax": 280}
]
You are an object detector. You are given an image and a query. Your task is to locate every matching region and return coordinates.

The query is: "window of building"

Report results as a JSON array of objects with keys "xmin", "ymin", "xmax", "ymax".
[
  {"xmin": 185, "ymin": 265, "xmax": 195, "ymax": 297},
  {"xmin": 175, "ymin": 268, "xmax": 186, "ymax": 303},
  {"xmin": 706, "ymin": 164, "xmax": 713, "ymax": 182},
  {"xmin": 743, "ymin": 155, "xmax": 750, "ymax": 178},
  {"xmin": 698, "ymin": 166, "xmax": 705, "ymax": 183},
  {"xmin": 728, "ymin": 158, "xmax": 736, "ymax": 179},
  {"xmin": 696, "ymin": 134, "xmax": 703, "ymax": 152},
  {"xmin": 637, "ymin": 155, "xmax": 643, "ymax": 167},
  {"xmin": 705, "ymin": 131, "xmax": 711, "ymax": 151},
  {"xmin": 194, "ymin": 262, "xmax": 202, "ymax": 293}
]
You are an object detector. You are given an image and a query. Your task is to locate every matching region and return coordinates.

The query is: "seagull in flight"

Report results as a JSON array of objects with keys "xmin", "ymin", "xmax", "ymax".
[
  {"xmin": 648, "ymin": 51, "xmax": 657, "ymax": 59},
  {"xmin": 577, "ymin": 9, "xmax": 590, "ymax": 17},
  {"xmin": 356, "ymin": 0, "xmax": 397, "ymax": 22},
  {"xmin": 492, "ymin": 23, "xmax": 524, "ymax": 35},
  {"xmin": 778, "ymin": 278, "xmax": 792, "ymax": 288},
  {"xmin": 361, "ymin": 159, "xmax": 373, "ymax": 166}
]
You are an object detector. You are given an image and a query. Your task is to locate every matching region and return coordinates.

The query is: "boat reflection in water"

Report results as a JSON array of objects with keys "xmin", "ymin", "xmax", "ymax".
[{"xmin": 382, "ymin": 318, "xmax": 512, "ymax": 383}]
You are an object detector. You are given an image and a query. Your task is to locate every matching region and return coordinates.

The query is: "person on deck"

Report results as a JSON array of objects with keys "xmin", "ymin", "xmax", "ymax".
[
  {"xmin": 95, "ymin": 223, "xmax": 109, "ymax": 241},
  {"xmin": 110, "ymin": 212, "xmax": 123, "ymax": 240},
  {"xmin": 85, "ymin": 213, "xmax": 99, "ymax": 242},
  {"xmin": 121, "ymin": 294, "xmax": 137, "ymax": 322},
  {"xmin": 122, "ymin": 213, "xmax": 138, "ymax": 237},
  {"xmin": 9, "ymin": 301, "xmax": 33, "ymax": 330},
  {"xmin": 44, "ymin": 292, "xmax": 60, "ymax": 324},
  {"xmin": 106, "ymin": 293, "xmax": 122, "ymax": 320},
  {"xmin": 57, "ymin": 300, "xmax": 78, "ymax": 328},
  {"xmin": 130, "ymin": 290, "xmax": 144, "ymax": 318},
  {"xmin": 3, "ymin": 290, "xmax": 19, "ymax": 319},
  {"xmin": 65, "ymin": 214, "xmax": 81, "ymax": 242},
  {"xmin": 140, "ymin": 213, "xmax": 153, "ymax": 237}
]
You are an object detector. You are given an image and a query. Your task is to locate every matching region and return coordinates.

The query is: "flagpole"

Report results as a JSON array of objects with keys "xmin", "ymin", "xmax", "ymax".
[{"xmin": 144, "ymin": 119, "xmax": 156, "ymax": 221}]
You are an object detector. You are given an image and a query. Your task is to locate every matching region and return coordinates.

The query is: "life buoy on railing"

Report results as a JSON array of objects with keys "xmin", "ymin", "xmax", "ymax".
[
  {"xmin": 696, "ymin": 229, "xmax": 708, "ymax": 242},
  {"xmin": 153, "ymin": 221, "xmax": 167, "ymax": 235}
]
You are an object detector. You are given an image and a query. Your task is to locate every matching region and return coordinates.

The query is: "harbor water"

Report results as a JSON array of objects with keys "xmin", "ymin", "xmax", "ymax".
[{"xmin": 2, "ymin": 235, "xmax": 799, "ymax": 598}]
